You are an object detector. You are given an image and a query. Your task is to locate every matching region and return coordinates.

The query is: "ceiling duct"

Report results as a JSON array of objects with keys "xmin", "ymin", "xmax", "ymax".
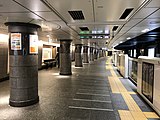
[
  {"xmin": 119, "ymin": 8, "xmax": 134, "ymax": 19},
  {"xmin": 68, "ymin": 10, "xmax": 85, "ymax": 20},
  {"xmin": 112, "ymin": 26, "xmax": 118, "ymax": 31},
  {"xmin": 79, "ymin": 27, "xmax": 89, "ymax": 31}
]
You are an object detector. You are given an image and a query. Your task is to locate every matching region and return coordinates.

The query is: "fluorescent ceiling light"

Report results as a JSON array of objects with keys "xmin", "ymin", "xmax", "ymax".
[
  {"xmin": 141, "ymin": 28, "xmax": 150, "ymax": 33},
  {"xmin": 97, "ymin": 30, "xmax": 103, "ymax": 33},
  {"xmin": 105, "ymin": 30, "xmax": 109, "ymax": 34},
  {"xmin": 127, "ymin": 37, "xmax": 131, "ymax": 40},
  {"xmin": 92, "ymin": 31, "xmax": 96, "ymax": 34},
  {"xmin": 120, "ymin": 41, "xmax": 123, "ymax": 43},
  {"xmin": 104, "ymin": 36, "xmax": 109, "ymax": 39}
]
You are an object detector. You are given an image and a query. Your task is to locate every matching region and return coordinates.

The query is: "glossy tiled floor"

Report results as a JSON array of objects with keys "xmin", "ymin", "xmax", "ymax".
[{"xmin": 0, "ymin": 57, "xmax": 159, "ymax": 120}]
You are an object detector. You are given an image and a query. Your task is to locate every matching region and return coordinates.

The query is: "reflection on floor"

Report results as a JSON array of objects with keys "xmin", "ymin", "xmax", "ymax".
[{"xmin": 0, "ymin": 57, "xmax": 159, "ymax": 120}]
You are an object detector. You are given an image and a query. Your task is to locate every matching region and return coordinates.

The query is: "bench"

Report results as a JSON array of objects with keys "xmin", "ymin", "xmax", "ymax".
[{"xmin": 43, "ymin": 59, "xmax": 56, "ymax": 69}]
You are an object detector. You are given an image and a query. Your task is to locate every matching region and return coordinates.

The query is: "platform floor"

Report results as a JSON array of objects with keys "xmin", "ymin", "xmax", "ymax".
[{"xmin": 0, "ymin": 57, "xmax": 159, "ymax": 120}]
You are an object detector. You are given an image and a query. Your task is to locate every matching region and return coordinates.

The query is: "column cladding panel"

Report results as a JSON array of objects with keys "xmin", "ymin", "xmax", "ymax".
[
  {"xmin": 60, "ymin": 40, "xmax": 72, "ymax": 75},
  {"xmin": 5, "ymin": 22, "xmax": 40, "ymax": 107},
  {"xmin": 75, "ymin": 44, "xmax": 83, "ymax": 67}
]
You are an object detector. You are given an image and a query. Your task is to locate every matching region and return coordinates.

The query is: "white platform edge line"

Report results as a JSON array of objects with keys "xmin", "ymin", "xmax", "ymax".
[
  {"xmin": 73, "ymin": 98, "xmax": 112, "ymax": 103},
  {"xmin": 76, "ymin": 92, "xmax": 110, "ymax": 96},
  {"xmin": 69, "ymin": 106, "xmax": 114, "ymax": 111}
]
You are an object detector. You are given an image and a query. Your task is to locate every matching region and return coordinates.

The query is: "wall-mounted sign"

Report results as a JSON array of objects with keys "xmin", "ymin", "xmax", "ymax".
[
  {"xmin": 11, "ymin": 33, "xmax": 21, "ymax": 50},
  {"xmin": 30, "ymin": 35, "xmax": 38, "ymax": 54}
]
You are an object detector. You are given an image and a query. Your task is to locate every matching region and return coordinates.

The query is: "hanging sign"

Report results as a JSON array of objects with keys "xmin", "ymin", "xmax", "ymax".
[
  {"xmin": 29, "ymin": 35, "xmax": 38, "ymax": 54},
  {"xmin": 11, "ymin": 33, "xmax": 21, "ymax": 50}
]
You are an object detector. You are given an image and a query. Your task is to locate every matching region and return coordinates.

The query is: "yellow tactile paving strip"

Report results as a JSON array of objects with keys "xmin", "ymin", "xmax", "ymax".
[
  {"xmin": 118, "ymin": 110, "xmax": 134, "ymax": 120},
  {"xmin": 143, "ymin": 112, "xmax": 159, "ymax": 118},
  {"xmin": 106, "ymin": 57, "xmax": 159, "ymax": 120}
]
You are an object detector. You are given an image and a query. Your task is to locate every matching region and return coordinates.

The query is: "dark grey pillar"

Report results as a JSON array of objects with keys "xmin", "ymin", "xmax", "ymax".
[
  {"xmin": 75, "ymin": 44, "xmax": 83, "ymax": 67},
  {"xmin": 99, "ymin": 49, "xmax": 102, "ymax": 58},
  {"xmin": 94, "ymin": 48, "xmax": 97, "ymax": 60},
  {"xmin": 71, "ymin": 45, "xmax": 75, "ymax": 61},
  {"xmin": 98, "ymin": 49, "xmax": 100, "ymax": 58},
  {"xmin": 5, "ymin": 22, "xmax": 40, "ymax": 107},
  {"xmin": 38, "ymin": 42, "xmax": 43, "ymax": 69},
  {"xmin": 90, "ymin": 47, "xmax": 94, "ymax": 61},
  {"xmin": 83, "ymin": 46, "xmax": 89, "ymax": 63},
  {"xmin": 60, "ymin": 40, "xmax": 72, "ymax": 75},
  {"xmin": 102, "ymin": 50, "xmax": 106, "ymax": 57},
  {"xmin": 97, "ymin": 49, "xmax": 100, "ymax": 58}
]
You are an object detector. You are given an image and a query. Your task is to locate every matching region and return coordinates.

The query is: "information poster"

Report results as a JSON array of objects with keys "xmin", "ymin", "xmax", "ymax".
[
  {"xmin": 11, "ymin": 33, "xmax": 21, "ymax": 50},
  {"xmin": 30, "ymin": 35, "xmax": 38, "ymax": 54}
]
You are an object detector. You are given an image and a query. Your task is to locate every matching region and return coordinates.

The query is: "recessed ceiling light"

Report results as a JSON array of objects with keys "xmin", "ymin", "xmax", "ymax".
[
  {"xmin": 127, "ymin": 37, "xmax": 131, "ymax": 40},
  {"xmin": 141, "ymin": 28, "xmax": 150, "ymax": 33},
  {"xmin": 120, "ymin": 41, "xmax": 123, "ymax": 43}
]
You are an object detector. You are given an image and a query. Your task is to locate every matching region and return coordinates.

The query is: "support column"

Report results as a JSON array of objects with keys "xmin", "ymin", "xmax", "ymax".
[
  {"xmin": 60, "ymin": 40, "xmax": 72, "ymax": 75},
  {"xmin": 97, "ymin": 49, "xmax": 100, "ymax": 58},
  {"xmin": 99, "ymin": 49, "xmax": 102, "ymax": 58},
  {"xmin": 83, "ymin": 46, "xmax": 89, "ymax": 63},
  {"xmin": 103, "ymin": 50, "xmax": 106, "ymax": 57},
  {"xmin": 75, "ymin": 44, "xmax": 83, "ymax": 67},
  {"xmin": 90, "ymin": 47, "xmax": 94, "ymax": 61},
  {"xmin": 94, "ymin": 48, "xmax": 97, "ymax": 60},
  {"xmin": 5, "ymin": 22, "xmax": 40, "ymax": 107}
]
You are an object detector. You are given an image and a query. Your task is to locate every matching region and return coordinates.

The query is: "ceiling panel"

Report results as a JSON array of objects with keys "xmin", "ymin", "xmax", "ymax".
[
  {"xmin": 124, "ymin": 18, "xmax": 142, "ymax": 27},
  {"xmin": 145, "ymin": 0, "xmax": 160, "ymax": 8},
  {"xmin": 133, "ymin": 7, "xmax": 158, "ymax": 19},
  {"xmin": 119, "ymin": 26, "xmax": 131, "ymax": 33},
  {"xmin": 34, "ymin": 11, "xmax": 61, "ymax": 21},
  {"xmin": 148, "ymin": 9, "xmax": 160, "ymax": 19},
  {"xmin": 45, "ymin": 0, "xmax": 94, "ymax": 23},
  {"xmin": 0, "ymin": 12, "xmax": 41, "ymax": 23},
  {"xmin": 0, "ymin": 0, "xmax": 28, "ymax": 12},
  {"xmin": 134, "ymin": 18, "xmax": 160, "ymax": 29},
  {"xmin": 14, "ymin": 0, "xmax": 51, "ymax": 11},
  {"xmin": 95, "ymin": 0, "xmax": 146, "ymax": 22}
]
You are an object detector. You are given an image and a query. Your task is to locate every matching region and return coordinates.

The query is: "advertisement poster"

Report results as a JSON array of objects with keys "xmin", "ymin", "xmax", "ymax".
[
  {"xmin": 30, "ymin": 35, "xmax": 38, "ymax": 54},
  {"xmin": 11, "ymin": 33, "xmax": 21, "ymax": 50}
]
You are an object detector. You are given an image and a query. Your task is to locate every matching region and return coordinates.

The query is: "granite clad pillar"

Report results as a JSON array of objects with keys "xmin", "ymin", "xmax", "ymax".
[
  {"xmin": 103, "ymin": 50, "xmax": 106, "ymax": 57},
  {"xmin": 90, "ymin": 47, "xmax": 94, "ymax": 61},
  {"xmin": 83, "ymin": 46, "xmax": 89, "ymax": 63},
  {"xmin": 75, "ymin": 44, "xmax": 83, "ymax": 67},
  {"xmin": 94, "ymin": 48, "xmax": 97, "ymax": 60},
  {"xmin": 5, "ymin": 22, "xmax": 40, "ymax": 107},
  {"xmin": 99, "ymin": 49, "xmax": 102, "ymax": 58},
  {"xmin": 60, "ymin": 40, "xmax": 72, "ymax": 75}
]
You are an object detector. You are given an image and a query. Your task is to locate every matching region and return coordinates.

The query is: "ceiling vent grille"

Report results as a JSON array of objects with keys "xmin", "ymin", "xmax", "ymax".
[
  {"xmin": 112, "ymin": 26, "xmax": 118, "ymax": 31},
  {"xmin": 79, "ymin": 27, "xmax": 89, "ymax": 31},
  {"xmin": 68, "ymin": 10, "xmax": 85, "ymax": 20},
  {"xmin": 119, "ymin": 8, "xmax": 134, "ymax": 19}
]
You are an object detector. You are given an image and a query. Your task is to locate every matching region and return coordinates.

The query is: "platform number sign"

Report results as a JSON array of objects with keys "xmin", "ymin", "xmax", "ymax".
[
  {"xmin": 11, "ymin": 33, "xmax": 22, "ymax": 50},
  {"xmin": 29, "ymin": 35, "xmax": 38, "ymax": 54}
]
